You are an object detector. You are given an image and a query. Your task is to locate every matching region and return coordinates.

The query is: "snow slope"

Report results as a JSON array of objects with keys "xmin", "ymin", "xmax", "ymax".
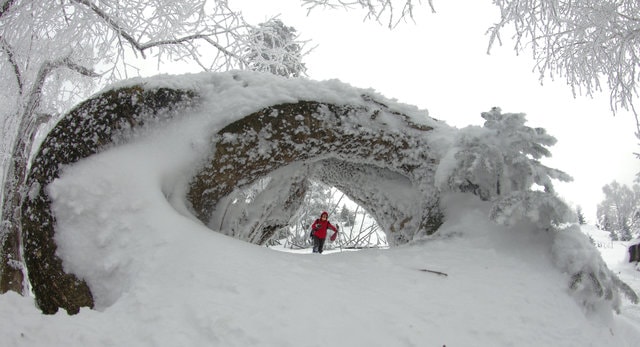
[{"xmin": 2, "ymin": 195, "xmax": 640, "ymax": 346}]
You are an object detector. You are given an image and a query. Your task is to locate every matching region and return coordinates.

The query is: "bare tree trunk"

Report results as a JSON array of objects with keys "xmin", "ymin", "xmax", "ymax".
[
  {"xmin": 0, "ymin": 56, "xmax": 97, "ymax": 296},
  {"xmin": 0, "ymin": 112, "xmax": 42, "ymax": 294}
]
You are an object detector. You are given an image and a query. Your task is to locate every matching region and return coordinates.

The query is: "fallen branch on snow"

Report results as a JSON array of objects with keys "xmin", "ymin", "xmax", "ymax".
[{"xmin": 418, "ymin": 268, "xmax": 448, "ymax": 277}]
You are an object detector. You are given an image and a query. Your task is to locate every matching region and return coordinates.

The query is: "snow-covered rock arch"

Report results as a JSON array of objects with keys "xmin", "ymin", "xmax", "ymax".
[
  {"xmin": 21, "ymin": 72, "xmax": 449, "ymax": 314},
  {"xmin": 188, "ymin": 100, "xmax": 444, "ymax": 245}
]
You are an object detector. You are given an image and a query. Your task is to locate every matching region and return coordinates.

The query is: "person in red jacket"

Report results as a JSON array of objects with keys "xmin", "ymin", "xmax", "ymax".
[{"xmin": 310, "ymin": 211, "xmax": 338, "ymax": 254}]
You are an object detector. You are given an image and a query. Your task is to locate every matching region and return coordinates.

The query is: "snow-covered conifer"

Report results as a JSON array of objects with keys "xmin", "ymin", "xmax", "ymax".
[
  {"xmin": 576, "ymin": 206, "xmax": 586, "ymax": 225},
  {"xmin": 339, "ymin": 204, "xmax": 355, "ymax": 227},
  {"xmin": 438, "ymin": 107, "xmax": 572, "ymax": 201}
]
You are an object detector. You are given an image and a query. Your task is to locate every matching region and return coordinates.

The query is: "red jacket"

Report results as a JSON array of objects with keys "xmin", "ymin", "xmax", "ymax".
[{"xmin": 311, "ymin": 214, "xmax": 337, "ymax": 239}]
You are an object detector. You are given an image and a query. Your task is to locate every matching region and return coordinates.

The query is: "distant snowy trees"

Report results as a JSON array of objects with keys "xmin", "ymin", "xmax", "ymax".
[
  {"xmin": 597, "ymin": 181, "xmax": 640, "ymax": 241},
  {"xmin": 277, "ymin": 182, "xmax": 384, "ymax": 250},
  {"xmin": 339, "ymin": 204, "xmax": 356, "ymax": 227}
]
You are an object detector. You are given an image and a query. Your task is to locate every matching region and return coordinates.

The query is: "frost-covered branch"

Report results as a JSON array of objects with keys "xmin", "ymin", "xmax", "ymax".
[
  {"xmin": 70, "ymin": 0, "xmax": 144, "ymax": 56},
  {"xmin": 487, "ymin": 189, "xmax": 638, "ymax": 313},
  {"xmin": 69, "ymin": 0, "xmax": 247, "ymax": 65},
  {"xmin": 553, "ymin": 224, "xmax": 638, "ymax": 313},
  {"xmin": 487, "ymin": 0, "xmax": 640, "ymax": 121},
  {"xmin": 302, "ymin": 0, "xmax": 435, "ymax": 28},
  {"xmin": 24, "ymin": 56, "xmax": 98, "ymax": 117},
  {"xmin": 304, "ymin": 0, "xmax": 640, "ymax": 141},
  {"xmin": 0, "ymin": 37, "xmax": 21, "ymax": 95}
]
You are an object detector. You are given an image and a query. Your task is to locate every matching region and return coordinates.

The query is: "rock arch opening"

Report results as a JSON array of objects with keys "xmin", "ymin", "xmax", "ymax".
[{"xmin": 219, "ymin": 176, "xmax": 387, "ymax": 251}]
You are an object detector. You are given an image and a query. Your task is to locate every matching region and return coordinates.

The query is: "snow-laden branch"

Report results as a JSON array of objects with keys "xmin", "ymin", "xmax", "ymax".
[
  {"xmin": 70, "ymin": 0, "xmax": 148, "ymax": 57},
  {"xmin": 302, "ymin": 0, "xmax": 435, "ymax": 28},
  {"xmin": 487, "ymin": 0, "xmax": 640, "ymax": 121},
  {"xmin": 303, "ymin": 0, "xmax": 640, "ymax": 140},
  {"xmin": 70, "ymin": 0, "xmax": 247, "ymax": 65},
  {"xmin": 23, "ymin": 55, "xmax": 98, "ymax": 118},
  {"xmin": 0, "ymin": 37, "xmax": 22, "ymax": 95}
]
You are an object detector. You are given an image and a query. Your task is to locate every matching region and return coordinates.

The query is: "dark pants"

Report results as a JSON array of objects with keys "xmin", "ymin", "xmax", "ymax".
[{"xmin": 312, "ymin": 235, "xmax": 326, "ymax": 254}]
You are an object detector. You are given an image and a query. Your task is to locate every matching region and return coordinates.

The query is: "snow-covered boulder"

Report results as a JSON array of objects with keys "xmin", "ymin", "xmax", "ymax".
[{"xmin": 21, "ymin": 72, "xmax": 446, "ymax": 313}]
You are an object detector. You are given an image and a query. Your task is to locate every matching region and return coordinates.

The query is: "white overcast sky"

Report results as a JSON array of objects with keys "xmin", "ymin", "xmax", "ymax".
[{"xmin": 226, "ymin": 0, "xmax": 638, "ymax": 221}]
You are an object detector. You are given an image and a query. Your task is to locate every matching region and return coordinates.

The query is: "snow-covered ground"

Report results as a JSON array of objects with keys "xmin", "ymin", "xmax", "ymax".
[
  {"xmin": 2, "ymin": 198, "xmax": 640, "ymax": 346},
  {"xmin": 1, "ymin": 72, "xmax": 639, "ymax": 346}
]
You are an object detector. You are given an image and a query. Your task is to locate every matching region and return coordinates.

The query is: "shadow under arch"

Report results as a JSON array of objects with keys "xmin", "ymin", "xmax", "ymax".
[{"xmin": 20, "ymin": 79, "xmax": 444, "ymax": 315}]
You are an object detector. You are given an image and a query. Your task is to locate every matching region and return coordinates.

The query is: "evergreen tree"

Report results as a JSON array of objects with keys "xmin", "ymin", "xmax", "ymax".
[
  {"xmin": 576, "ymin": 206, "xmax": 586, "ymax": 225},
  {"xmin": 609, "ymin": 229, "xmax": 619, "ymax": 242},
  {"xmin": 440, "ymin": 107, "xmax": 572, "ymax": 201},
  {"xmin": 340, "ymin": 204, "xmax": 355, "ymax": 227},
  {"xmin": 597, "ymin": 181, "xmax": 640, "ymax": 239},
  {"xmin": 620, "ymin": 220, "xmax": 633, "ymax": 242}
]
